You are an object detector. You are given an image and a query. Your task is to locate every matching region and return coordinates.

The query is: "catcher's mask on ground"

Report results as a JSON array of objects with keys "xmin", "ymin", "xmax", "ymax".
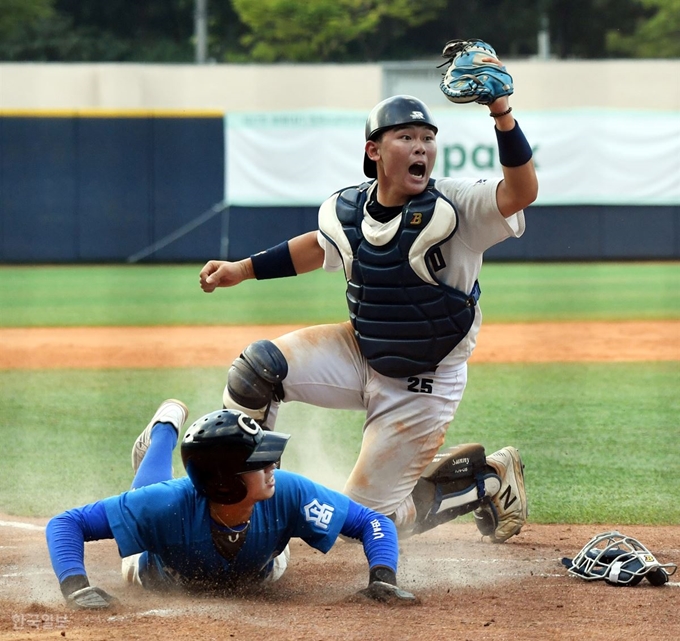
[
  {"xmin": 562, "ymin": 530, "xmax": 677, "ymax": 586},
  {"xmin": 181, "ymin": 409, "xmax": 290, "ymax": 504},
  {"xmin": 363, "ymin": 95, "xmax": 438, "ymax": 179}
]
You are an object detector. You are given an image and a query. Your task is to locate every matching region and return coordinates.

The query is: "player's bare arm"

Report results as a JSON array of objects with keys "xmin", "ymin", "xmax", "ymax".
[
  {"xmin": 495, "ymin": 158, "xmax": 538, "ymax": 218},
  {"xmin": 288, "ymin": 231, "xmax": 324, "ymax": 273},
  {"xmin": 199, "ymin": 231, "xmax": 323, "ymax": 293},
  {"xmin": 492, "ymin": 97, "xmax": 538, "ymax": 218}
]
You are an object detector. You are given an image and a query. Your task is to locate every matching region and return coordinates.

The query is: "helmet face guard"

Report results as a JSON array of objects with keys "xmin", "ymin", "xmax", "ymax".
[
  {"xmin": 181, "ymin": 410, "xmax": 290, "ymax": 504},
  {"xmin": 363, "ymin": 95, "xmax": 438, "ymax": 178},
  {"xmin": 562, "ymin": 531, "xmax": 677, "ymax": 586}
]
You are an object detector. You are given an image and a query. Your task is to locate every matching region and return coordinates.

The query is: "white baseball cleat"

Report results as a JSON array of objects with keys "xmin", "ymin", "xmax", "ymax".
[
  {"xmin": 474, "ymin": 446, "xmax": 527, "ymax": 543},
  {"xmin": 131, "ymin": 399, "xmax": 189, "ymax": 474}
]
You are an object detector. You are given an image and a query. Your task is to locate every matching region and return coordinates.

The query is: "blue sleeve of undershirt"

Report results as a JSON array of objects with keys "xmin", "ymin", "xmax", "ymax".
[
  {"xmin": 340, "ymin": 499, "xmax": 398, "ymax": 573},
  {"xmin": 45, "ymin": 501, "xmax": 114, "ymax": 583}
]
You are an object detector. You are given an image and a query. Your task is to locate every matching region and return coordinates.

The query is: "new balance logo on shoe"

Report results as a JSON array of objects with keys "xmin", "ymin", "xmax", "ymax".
[
  {"xmin": 499, "ymin": 485, "xmax": 517, "ymax": 511},
  {"xmin": 474, "ymin": 446, "xmax": 527, "ymax": 543}
]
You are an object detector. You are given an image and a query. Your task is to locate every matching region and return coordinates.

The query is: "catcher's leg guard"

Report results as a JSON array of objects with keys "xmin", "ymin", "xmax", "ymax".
[
  {"xmin": 410, "ymin": 443, "xmax": 501, "ymax": 535},
  {"xmin": 223, "ymin": 340, "xmax": 288, "ymax": 423}
]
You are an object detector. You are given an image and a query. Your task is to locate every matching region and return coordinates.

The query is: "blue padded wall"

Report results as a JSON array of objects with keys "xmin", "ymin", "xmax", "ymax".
[
  {"xmin": 0, "ymin": 117, "xmax": 79, "ymax": 261},
  {"xmin": 0, "ymin": 114, "xmax": 678, "ymax": 263},
  {"xmin": 0, "ymin": 115, "xmax": 224, "ymax": 263}
]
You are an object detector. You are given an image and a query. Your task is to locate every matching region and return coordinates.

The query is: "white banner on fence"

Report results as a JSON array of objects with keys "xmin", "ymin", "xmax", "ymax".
[{"xmin": 225, "ymin": 110, "xmax": 680, "ymax": 207}]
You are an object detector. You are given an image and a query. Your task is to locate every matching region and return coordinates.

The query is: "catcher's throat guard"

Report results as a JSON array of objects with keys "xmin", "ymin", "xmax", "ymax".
[
  {"xmin": 562, "ymin": 531, "xmax": 677, "ymax": 586},
  {"xmin": 411, "ymin": 443, "xmax": 499, "ymax": 535}
]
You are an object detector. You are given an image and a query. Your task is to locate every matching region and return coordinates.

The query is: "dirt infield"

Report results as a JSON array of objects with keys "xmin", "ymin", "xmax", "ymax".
[
  {"xmin": 1, "ymin": 517, "xmax": 679, "ymax": 641},
  {"xmin": 1, "ymin": 321, "xmax": 679, "ymax": 640},
  {"xmin": 1, "ymin": 320, "xmax": 678, "ymax": 369}
]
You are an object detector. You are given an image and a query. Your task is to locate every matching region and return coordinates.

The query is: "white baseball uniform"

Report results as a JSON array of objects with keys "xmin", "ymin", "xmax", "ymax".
[{"xmin": 263, "ymin": 176, "xmax": 525, "ymax": 529}]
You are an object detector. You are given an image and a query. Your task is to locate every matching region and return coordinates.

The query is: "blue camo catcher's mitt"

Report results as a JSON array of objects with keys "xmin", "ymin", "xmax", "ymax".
[{"xmin": 439, "ymin": 39, "xmax": 514, "ymax": 105}]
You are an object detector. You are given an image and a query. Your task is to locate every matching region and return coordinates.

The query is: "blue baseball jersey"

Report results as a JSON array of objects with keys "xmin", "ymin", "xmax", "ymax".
[{"xmin": 102, "ymin": 470, "xmax": 350, "ymax": 589}]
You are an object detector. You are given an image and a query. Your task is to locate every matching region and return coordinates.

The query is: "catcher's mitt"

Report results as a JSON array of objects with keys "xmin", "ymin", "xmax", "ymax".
[{"xmin": 439, "ymin": 39, "xmax": 513, "ymax": 105}]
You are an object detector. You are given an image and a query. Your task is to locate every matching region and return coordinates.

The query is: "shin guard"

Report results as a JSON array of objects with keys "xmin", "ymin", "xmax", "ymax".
[{"xmin": 411, "ymin": 443, "xmax": 500, "ymax": 535}]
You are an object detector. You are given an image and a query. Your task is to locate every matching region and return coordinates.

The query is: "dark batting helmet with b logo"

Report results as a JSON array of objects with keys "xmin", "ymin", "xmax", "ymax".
[
  {"xmin": 181, "ymin": 409, "xmax": 290, "ymax": 504},
  {"xmin": 363, "ymin": 95, "xmax": 438, "ymax": 178}
]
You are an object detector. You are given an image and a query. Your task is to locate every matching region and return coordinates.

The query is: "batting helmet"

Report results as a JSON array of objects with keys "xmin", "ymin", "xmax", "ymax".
[
  {"xmin": 363, "ymin": 95, "xmax": 438, "ymax": 178},
  {"xmin": 562, "ymin": 531, "xmax": 677, "ymax": 586},
  {"xmin": 181, "ymin": 409, "xmax": 290, "ymax": 505}
]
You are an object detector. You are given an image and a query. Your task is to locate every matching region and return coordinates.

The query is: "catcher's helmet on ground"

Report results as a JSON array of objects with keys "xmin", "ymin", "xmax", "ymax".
[
  {"xmin": 181, "ymin": 409, "xmax": 290, "ymax": 504},
  {"xmin": 363, "ymin": 95, "xmax": 438, "ymax": 178},
  {"xmin": 561, "ymin": 531, "xmax": 677, "ymax": 586}
]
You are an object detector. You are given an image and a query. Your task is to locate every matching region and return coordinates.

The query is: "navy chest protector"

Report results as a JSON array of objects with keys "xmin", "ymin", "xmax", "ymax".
[{"xmin": 329, "ymin": 180, "xmax": 479, "ymax": 378}]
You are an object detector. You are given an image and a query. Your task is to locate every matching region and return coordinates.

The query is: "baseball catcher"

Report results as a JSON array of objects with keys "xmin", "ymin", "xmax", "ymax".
[{"xmin": 199, "ymin": 38, "xmax": 537, "ymax": 544}]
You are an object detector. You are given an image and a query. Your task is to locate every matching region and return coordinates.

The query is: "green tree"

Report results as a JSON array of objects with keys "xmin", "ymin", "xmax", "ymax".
[
  {"xmin": 544, "ymin": 0, "xmax": 650, "ymax": 58},
  {"xmin": 0, "ymin": 0, "xmax": 675, "ymax": 62},
  {"xmin": 0, "ymin": 0, "xmax": 204, "ymax": 62},
  {"xmin": 606, "ymin": 0, "xmax": 680, "ymax": 57},
  {"xmin": 376, "ymin": 0, "xmax": 650, "ymax": 61},
  {"xmin": 230, "ymin": 0, "xmax": 447, "ymax": 62},
  {"xmin": 0, "ymin": 0, "xmax": 54, "ymax": 38}
]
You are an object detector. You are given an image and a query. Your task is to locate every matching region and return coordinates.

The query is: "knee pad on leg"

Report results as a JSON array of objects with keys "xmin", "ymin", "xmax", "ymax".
[
  {"xmin": 223, "ymin": 340, "xmax": 288, "ymax": 422},
  {"xmin": 411, "ymin": 443, "xmax": 500, "ymax": 535}
]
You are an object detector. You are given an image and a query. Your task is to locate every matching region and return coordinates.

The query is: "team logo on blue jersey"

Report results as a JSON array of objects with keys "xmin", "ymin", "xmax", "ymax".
[{"xmin": 303, "ymin": 499, "xmax": 335, "ymax": 529}]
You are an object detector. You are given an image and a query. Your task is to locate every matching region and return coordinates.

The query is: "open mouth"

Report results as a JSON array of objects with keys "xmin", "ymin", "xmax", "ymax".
[{"xmin": 409, "ymin": 162, "xmax": 426, "ymax": 177}]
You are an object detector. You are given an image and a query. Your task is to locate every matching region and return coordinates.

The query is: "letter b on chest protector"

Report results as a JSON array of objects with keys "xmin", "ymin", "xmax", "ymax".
[{"xmin": 324, "ymin": 181, "xmax": 477, "ymax": 378}]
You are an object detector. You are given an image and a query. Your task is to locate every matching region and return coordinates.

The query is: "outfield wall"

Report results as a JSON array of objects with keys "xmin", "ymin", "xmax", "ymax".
[
  {"xmin": 0, "ymin": 114, "xmax": 224, "ymax": 262},
  {"xmin": 1, "ymin": 61, "xmax": 679, "ymax": 263},
  {"xmin": 1, "ymin": 111, "xmax": 679, "ymax": 263},
  {"xmin": 1, "ymin": 60, "xmax": 679, "ymax": 111}
]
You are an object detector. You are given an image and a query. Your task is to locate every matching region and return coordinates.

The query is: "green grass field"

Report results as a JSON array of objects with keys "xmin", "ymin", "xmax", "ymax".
[
  {"xmin": 1, "ymin": 262, "xmax": 679, "ymax": 523},
  {"xmin": 1, "ymin": 261, "xmax": 679, "ymax": 326}
]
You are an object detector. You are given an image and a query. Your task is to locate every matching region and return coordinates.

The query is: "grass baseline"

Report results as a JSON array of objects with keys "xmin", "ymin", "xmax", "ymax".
[
  {"xmin": 2, "ymin": 362, "xmax": 678, "ymax": 524},
  {"xmin": 1, "ymin": 261, "xmax": 678, "ymax": 522},
  {"xmin": 0, "ymin": 262, "xmax": 679, "ymax": 326}
]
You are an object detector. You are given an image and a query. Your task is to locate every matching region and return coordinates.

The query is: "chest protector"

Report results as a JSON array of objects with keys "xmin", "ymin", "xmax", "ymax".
[{"xmin": 322, "ymin": 180, "xmax": 479, "ymax": 378}]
